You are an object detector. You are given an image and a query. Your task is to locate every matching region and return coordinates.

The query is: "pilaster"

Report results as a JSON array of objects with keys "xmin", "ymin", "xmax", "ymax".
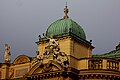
[{"xmin": 1, "ymin": 63, "xmax": 10, "ymax": 79}]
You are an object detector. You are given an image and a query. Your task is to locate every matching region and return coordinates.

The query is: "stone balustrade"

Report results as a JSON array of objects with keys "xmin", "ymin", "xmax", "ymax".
[{"xmin": 78, "ymin": 58, "xmax": 120, "ymax": 71}]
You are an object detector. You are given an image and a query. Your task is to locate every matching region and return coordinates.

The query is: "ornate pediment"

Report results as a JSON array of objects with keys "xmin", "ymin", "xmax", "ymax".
[
  {"xmin": 28, "ymin": 60, "xmax": 62, "ymax": 75},
  {"xmin": 13, "ymin": 55, "xmax": 31, "ymax": 64}
]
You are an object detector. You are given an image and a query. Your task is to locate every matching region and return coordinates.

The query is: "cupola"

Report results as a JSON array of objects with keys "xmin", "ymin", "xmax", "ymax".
[{"xmin": 46, "ymin": 5, "xmax": 86, "ymax": 40}]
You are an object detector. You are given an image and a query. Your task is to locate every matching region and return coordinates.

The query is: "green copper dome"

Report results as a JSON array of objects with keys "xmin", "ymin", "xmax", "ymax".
[{"xmin": 46, "ymin": 18, "xmax": 86, "ymax": 39}]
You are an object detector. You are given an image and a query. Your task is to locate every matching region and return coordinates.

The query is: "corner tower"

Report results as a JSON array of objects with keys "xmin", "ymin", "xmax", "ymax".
[{"xmin": 36, "ymin": 6, "xmax": 94, "ymax": 69}]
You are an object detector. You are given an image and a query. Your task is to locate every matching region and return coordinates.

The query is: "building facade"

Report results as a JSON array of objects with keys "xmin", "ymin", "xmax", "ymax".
[{"xmin": 0, "ymin": 6, "xmax": 120, "ymax": 80}]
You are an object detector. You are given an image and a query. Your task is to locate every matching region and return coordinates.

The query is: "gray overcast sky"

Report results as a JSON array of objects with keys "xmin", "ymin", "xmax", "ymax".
[{"xmin": 0, "ymin": 0, "xmax": 120, "ymax": 62}]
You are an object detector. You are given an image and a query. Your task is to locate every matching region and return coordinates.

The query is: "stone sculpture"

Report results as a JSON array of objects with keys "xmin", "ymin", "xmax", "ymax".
[
  {"xmin": 4, "ymin": 44, "xmax": 11, "ymax": 63},
  {"xmin": 43, "ymin": 36, "xmax": 69, "ymax": 68}
]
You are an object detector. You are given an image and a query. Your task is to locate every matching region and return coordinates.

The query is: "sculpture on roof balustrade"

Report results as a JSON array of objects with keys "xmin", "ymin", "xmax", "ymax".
[{"xmin": 4, "ymin": 44, "xmax": 11, "ymax": 63}]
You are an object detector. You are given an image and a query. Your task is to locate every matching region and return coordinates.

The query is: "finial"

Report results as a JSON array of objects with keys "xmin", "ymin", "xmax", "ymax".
[
  {"xmin": 64, "ymin": 2, "xmax": 69, "ymax": 19},
  {"xmin": 66, "ymin": 2, "xmax": 67, "ymax": 7}
]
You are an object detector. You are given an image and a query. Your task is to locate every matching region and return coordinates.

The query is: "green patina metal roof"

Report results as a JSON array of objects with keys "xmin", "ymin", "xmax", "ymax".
[
  {"xmin": 46, "ymin": 18, "xmax": 86, "ymax": 40},
  {"xmin": 92, "ymin": 43, "xmax": 120, "ymax": 58},
  {"xmin": 92, "ymin": 50, "xmax": 120, "ymax": 58}
]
